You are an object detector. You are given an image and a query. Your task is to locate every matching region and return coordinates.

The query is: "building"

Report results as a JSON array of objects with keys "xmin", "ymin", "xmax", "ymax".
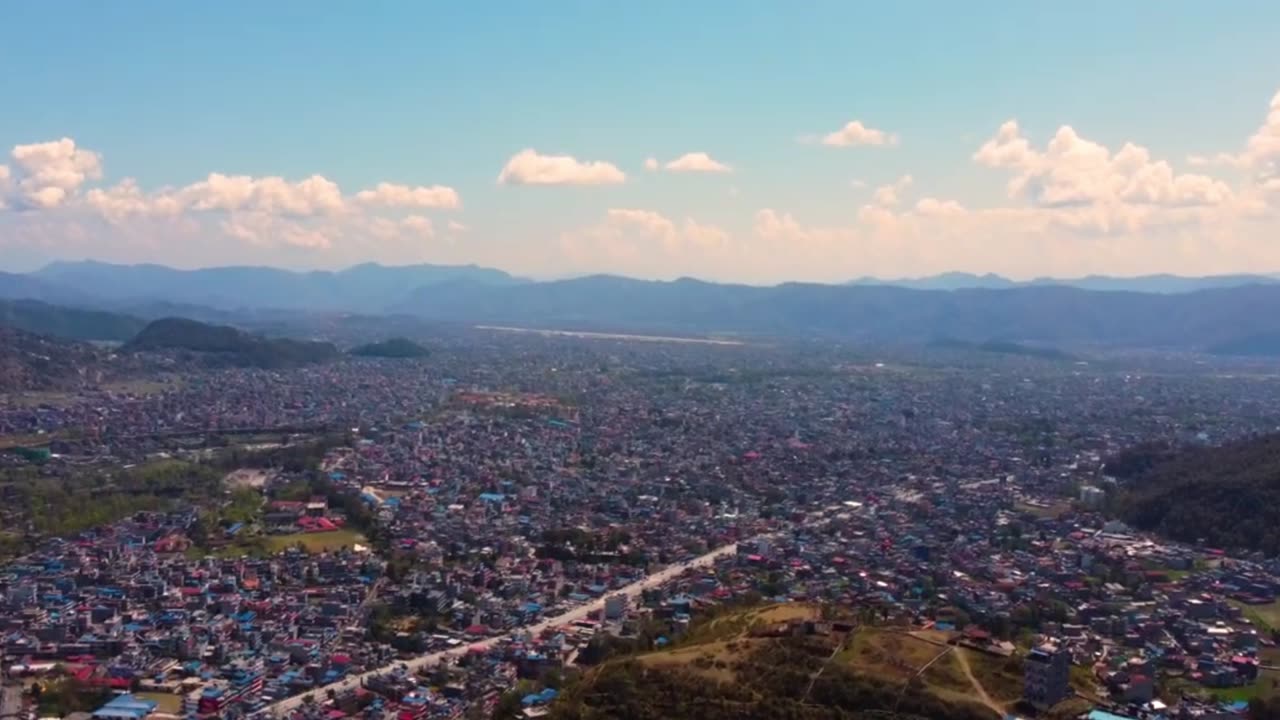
[
  {"xmin": 1024, "ymin": 642, "xmax": 1071, "ymax": 709},
  {"xmin": 91, "ymin": 694, "xmax": 158, "ymax": 719},
  {"xmin": 604, "ymin": 594, "xmax": 628, "ymax": 621},
  {"xmin": 1079, "ymin": 485, "xmax": 1105, "ymax": 510}
]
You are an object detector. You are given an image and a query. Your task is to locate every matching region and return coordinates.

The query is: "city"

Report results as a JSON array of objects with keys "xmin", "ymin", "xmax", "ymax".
[{"xmin": 4, "ymin": 325, "xmax": 1280, "ymax": 720}]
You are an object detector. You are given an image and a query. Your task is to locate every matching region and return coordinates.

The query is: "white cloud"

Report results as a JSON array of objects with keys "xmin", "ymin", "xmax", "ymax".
[
  {"xmin": 817, "ymin": 120, "xmax": 898, "ymax": 147},
  {"xmin": 1246, "ymin": 90, "xmax": 1280, "ymax": 174},
  {"xmin": 560, "ymin": 208, "xmax": 732, "ymax": 276},
  {"xmin": 401, "ymin": 215, "xmax": 435, "ymax": 238},
  {"xmin": 8, "ymin": 138, "xmax": 103, "ymax": 209},
  {"xmin": 974, "ymin": 120, "xmax": 1232, "ymax": 213},
  {"xmin": 177, "ymin": 173, "xmax": 346, "ymax": 216},
  {"xmin": 86, "ymin": 179, "xmax": 182, "ymax": 222},
  {"xmin": 662, "ymin": 152, "xmax": 732, "ymax": 173},
  {"xmin": 447, "ymin": 219, "xmax": 470, "ymax": 233},
  {"xmin": 871, "ymin": 175, "xmax": 913, "ymax": 207},
  {"xmin": 354, "ymin": 182, "xmax": 460, "ymax": 209},
  {"xmin": 221, "ymin": 212, "xmax": 334, "ymax": 249},
  {"xmin": 643, "ymin": 157, "xmax": 659, "ymax": 172},
  {"xmin": 914, "ymin": 197, "xmax": 966, "ymax": 217},
  {"xmin": 497, "ymin": 148, "xmax": 626, "ymax": 185}
]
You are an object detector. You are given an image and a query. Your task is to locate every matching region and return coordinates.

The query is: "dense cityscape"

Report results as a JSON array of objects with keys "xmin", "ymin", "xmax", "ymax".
[
  {"xmin": 4, "ymin": 322, "xmax": 1280, "ymax": 720},
  {"xmin": 4, "ymin": 5, "xmax": 1280, "ymax": 719}
]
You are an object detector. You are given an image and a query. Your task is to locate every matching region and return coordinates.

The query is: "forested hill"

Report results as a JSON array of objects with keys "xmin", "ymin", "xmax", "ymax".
[
  {"xmin": 1110, "ymin": 434, "xmax": 1280, "ymax": 555},
  {"xmin": 349, "ymin": 337, "xmax": 430, "ymax": 358},
  {"xmin": 125, "ymin": 317, "xmax": 339, "ymax": 369}
]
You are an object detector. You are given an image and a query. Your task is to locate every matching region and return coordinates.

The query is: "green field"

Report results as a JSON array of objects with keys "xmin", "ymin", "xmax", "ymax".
[
  {"xmin": 1230, "ymin": 599, "xmax": 1280, "ymax": 632},
  {"xmin": 265, "ymin": 528, "xmax": 366, "ymax": 553}
]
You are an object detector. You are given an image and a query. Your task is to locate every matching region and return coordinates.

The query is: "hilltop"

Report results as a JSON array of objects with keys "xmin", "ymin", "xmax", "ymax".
[
  {"xmin": 349, "ymin": 337, "xmax": 430, "ymax": 358},
  {"xmin": 125, "ymin": 317, "xmax": 339, "ymax": 369},
  {"xmin": 1110, "ymin": 434, "xmax": 1280, "ymax": 555},
  {"xmin": 0, "ymin": 299, "xmax": 146, "ymax": 343},
  {"xmin": 0, "ymin": 328, "xmax": 107, "ymax": 393},
  {"xmin": 548, "ymin": 604, "xmax": 1054, "ymax": 720}
]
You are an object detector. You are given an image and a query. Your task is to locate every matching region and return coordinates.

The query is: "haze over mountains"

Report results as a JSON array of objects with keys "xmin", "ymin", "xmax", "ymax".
[{"xmin": 4, "ymin": 260, "xmax": 1280, "ymax": 353}]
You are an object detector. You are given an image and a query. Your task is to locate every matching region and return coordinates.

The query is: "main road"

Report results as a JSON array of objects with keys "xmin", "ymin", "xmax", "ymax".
[{"xmin": 252, "ymin": 538, "xmax": 748, "ymax": 717}]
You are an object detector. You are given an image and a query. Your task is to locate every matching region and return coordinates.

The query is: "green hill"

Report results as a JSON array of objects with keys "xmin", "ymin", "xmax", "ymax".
[
  {"xmin": 1110, "ymin": 434, "xmax": 1280, "ymax": 554},
  {"xmin": 126, "ymin": 317, "xmax": 339, "ymax": 368},
  {"xmin": 349, "ymin": 337, "xmax": 430, "ymax": 358},
  {"xmin": 0, "ymin": 299, "xmax": 145, "ymax": 342},
  {"xmin": 547, "ymin": 604, "xmax": 1013, "ymax": 720}
]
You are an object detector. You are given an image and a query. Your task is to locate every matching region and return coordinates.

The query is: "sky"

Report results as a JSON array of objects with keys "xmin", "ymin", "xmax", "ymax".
[{"xmin": 1, "ymin": 1, "xmax": 1279, "ymax": 284}]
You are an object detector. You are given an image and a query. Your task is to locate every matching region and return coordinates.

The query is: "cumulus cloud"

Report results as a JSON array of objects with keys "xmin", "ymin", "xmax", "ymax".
[
  {"xmin": 1189, "ymin": 91, "xmax": 1280, "ymax": 182},
  {"xmin": 8, "ymin": 138, "xmax": 103, "ymax": 209},
  {"xmin": 974, "ymin": 120, "xmax": 1232, "ymax": 213},
  {"xmin": 560, "ymin": 208, "xmax": 732, "ymax": 276},
  {"xmin": 661, "ymin": 152, "xmax": 732, "ymax": 173},
  {"xmin": 177, "ymin": 173, "xmax": 346, "ymax": 216},
  {"xmin": 354, "ymin": 182, "xmax": 460, "ymax": 209},
  {"xmin": 643, "ymin": 157, "xmax": 659, "ymax": 172},
  {"xmin": 401, "ymin": 215, "xmax": 435, "ymax": 238},
  {"xmin": 221, "ymin": 212, "xmax": 334, "ymax": 249},
  {"xmin": 497, "ymin": 149, "xmax": 625, "ymax": 185},
  {"xmin": 816, "ymin": 120, "xmax": 898, "ymax": 147},
  {"xmin": 914, "ymin": 197, "xmax": 966, "ymax": 217},
  {"xmin": 86, "ymin": 179, "xmax": 182, "ymax": 222},
  {"xmin": 871, "ymin": 175, "xmax": 913, "ymax": 207}
]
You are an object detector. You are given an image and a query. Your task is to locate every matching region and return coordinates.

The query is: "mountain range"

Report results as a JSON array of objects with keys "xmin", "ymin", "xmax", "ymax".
[
  {"xmin": 4, "ymin": 260, "xmax": 1280, "ymax": 353},
  {"xmin": 847, "ymin": 271, "xmax": 1280, "ymax": 293}
]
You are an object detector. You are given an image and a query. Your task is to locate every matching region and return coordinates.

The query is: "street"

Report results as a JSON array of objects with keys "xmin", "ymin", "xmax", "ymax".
[{"xmin": 253, "ymin": 538, "xmax": 745, "ymax": 717}]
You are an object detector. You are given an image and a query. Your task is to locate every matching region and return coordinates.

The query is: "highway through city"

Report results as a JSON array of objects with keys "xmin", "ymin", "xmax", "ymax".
[{"xmin": 252, "ymin": 538, "xmax": 749, "ymax": 717}]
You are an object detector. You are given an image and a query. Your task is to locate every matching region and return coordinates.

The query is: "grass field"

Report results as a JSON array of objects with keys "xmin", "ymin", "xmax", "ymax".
[
  {"xmin": 135, "ymin": 692, "xmax": 184, "ymax": 714},
  {"xmin": 639, "ymin": 640, "xmax": 743, "ymax": 684},
  {"xmin": 1229, "ymin": 599, "xmax": 1280, "ymax": 633},
  {"xmin": 1213, "ymin": 670, "xmax": 1280, "ymax": 703},
  {"xmin": 265, "ymin": 528, "xmax": 366, "ymax": 553},
  {"xmin": 841, "ymin": 629, "xmax": 964, "ymax": 688}
]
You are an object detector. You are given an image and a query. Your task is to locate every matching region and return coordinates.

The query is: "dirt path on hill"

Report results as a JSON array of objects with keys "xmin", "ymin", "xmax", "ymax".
[{"xmin": 953, "ymin": 647, "xmax": 1006, "ymax": 718}]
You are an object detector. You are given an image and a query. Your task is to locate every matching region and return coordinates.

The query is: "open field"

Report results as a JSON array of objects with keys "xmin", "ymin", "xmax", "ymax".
[
  {"xmin": 1236, "ymin": 599, "xmax": 1280, "ymax": 630},
  {"xmin": 135, "ymin": 692, "xmax": 184, "ymax": 714},
  {"xmin": 1, "ymin": 377, "xmax": 180, "ymax": 409},
  {"xmin": 638, "ymin": 640, "xmax": 743, "ymax": 684},
  {"xmin": 264, "ymin": 528, "xmax": 366, "ymax": 553},
  {"xmin": 476, "ymin": 325, "xmax": 745, "ymax": 346}
]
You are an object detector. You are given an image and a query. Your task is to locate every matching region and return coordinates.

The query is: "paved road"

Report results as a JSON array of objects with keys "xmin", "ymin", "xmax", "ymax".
[
  {"xmin": 0, "ymin": 683, "xmax": 22, "ymax": 720},
  {"xmin": 252, "ymin": 539, "xmax": 750, "ymax": 717}
]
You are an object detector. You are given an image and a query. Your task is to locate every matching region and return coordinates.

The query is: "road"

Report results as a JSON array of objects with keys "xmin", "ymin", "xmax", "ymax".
[
  {"xmin": 252, "ymin": 538, "xmax": 747, "ymax": 717},
  {"xmin": 0, "ymin": 683, "xmax": 22, "ymax": 720}
]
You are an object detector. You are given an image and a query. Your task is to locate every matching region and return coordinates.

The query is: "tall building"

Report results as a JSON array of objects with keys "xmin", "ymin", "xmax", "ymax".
[
  {"xmin": 1024, "ymin": 642, "xmax": 1071, "ymax": 709},
  {"xmin": 604, "ymin": 593, "xmax": 628, "ymax": 620},
  {"xmin": 1079, "ymin": 485, "xmax": 1105, "ymax": 509}
]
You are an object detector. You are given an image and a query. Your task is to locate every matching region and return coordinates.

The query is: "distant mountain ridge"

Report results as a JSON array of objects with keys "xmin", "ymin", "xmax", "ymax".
[
  {"xmin": 28, "ymin": 260, "xmax": 525, "ymax": 312},
  {"xmin": 0, "ymin": 299, "xmax": 146, "ymax": 342},
  {"xmin": 849, "ymin": 271, "xmax": 1280, "ymax": 293},
  {"xmin": 9, "ymin": 261, "xmax": 1280, "ymax": 352}
]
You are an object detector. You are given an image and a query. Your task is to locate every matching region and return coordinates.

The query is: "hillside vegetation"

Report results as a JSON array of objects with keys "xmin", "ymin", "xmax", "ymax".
[
  {"xmin": 0, "ymin": 299, "xmax": 146, "ymax": 342},
  {"xmin": 126, "ymin": 317, "xmax": 339, "ymax": 368},
  {"xmin": 1110, "ymin": 434, "xmax": 1280, "ymax": 554},
  {"xmin": 549, "ymin": 604, "xmax": 1019, "ymax": 720},
  {"xmin": 0, "ymin": 328, "xmax": 107, "ymax": 393}
]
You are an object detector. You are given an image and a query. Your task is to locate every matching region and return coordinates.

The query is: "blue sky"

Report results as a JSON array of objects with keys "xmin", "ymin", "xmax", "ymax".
[{"xmin": 2, "ymin": 1, "xmax": 1279, "ymax": 282}]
